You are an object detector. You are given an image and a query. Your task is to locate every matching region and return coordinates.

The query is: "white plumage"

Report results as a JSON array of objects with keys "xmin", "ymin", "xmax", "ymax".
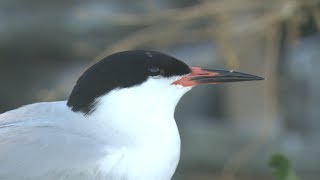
[{"xmin": 0, "ymin": 77, "xmax": 191, "ymax": 180}]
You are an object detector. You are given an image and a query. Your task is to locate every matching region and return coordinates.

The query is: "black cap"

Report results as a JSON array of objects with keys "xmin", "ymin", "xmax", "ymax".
[{"xmin": 67, "ymin": 50, "xmax": 191, "ymax": 115}]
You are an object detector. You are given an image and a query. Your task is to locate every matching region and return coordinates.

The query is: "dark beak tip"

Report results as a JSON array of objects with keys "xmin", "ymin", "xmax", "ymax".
[
  {"xmin": 190, "ymin": 68, "xmax": 265, "ymax": 84},
  {"xmin": 253, "ymin": 76, "xmax": 265, "ymax": 81},
  {"xmin": 231, "ymin": 71, "xmax": 264, "ymax": 81}
]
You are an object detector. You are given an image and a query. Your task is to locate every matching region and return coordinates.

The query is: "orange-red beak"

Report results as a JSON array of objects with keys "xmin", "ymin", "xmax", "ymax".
[{"xmin": 172, "ymin": 67, "xmax": 264, "ymax": 87}]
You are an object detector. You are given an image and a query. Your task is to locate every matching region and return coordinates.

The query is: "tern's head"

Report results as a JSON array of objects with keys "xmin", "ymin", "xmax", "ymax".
[{"xmin": 67, "ymin": 50, "xmax": 263, "ymax": 116}]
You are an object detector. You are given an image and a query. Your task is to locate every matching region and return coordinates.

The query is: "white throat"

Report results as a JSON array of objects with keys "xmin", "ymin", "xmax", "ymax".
[
  {"xmin": 87, "ymin": 77, "xmax": 192, "ymax": 179},
  {"xmin": 90, "ymin": 77, "xmax": 192, "ymax": 144}
]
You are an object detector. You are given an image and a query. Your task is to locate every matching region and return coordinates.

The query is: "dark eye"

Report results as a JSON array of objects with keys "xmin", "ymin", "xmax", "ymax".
[
  {"xmin": 148, "ymin": 66, "xmax": 160, "ymax": 76},
  {"xmin": 148, "ymin": 66, "xmax": 165, "ymax": 76}
]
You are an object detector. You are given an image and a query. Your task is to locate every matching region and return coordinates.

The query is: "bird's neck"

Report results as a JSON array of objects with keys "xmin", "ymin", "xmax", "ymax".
[
  {"xmin": 89, "ymin": 84, "xmax": 191, "ymax": 146},
  {"xmin": 92, "ymin": 92, "xmax": 173, "ymax": 141},
  {"xmin": 82, "ymin": 83, "xmax": 191, "ymax": 179}
]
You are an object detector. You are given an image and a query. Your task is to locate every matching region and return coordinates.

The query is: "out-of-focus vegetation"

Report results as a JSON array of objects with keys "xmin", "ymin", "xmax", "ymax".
[
  {"xmin": 1, "ymin": 0, "xmax": 320, "ymax": 179},
  {"xmin": 269, "ymin": 154, "xmax": 298, "ymax": 180}
]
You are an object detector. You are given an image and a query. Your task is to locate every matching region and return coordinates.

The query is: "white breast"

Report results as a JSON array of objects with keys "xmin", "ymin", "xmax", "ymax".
[{"xmin": 90, "ymin": 77, "xmax": 191, "ymax": 179}]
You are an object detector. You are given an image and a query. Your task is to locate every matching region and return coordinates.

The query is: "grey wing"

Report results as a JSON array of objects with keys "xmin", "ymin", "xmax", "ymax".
[{"xmin": 0, "ymin": 121, "xmax": 124, "ymax": 180}]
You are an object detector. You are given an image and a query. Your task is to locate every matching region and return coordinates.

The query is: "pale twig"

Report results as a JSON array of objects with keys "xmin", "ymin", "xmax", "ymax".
[
  {"xmin": 111, "ymin": 0, "xmax": 265, "ymax": 26},
  {"xmin": 312, "ymin": 6, "xmax": 320, "ymax": 31},
  {"xmin": 219, "ymin": 20, "xmax": 282, "ymax": 180}
]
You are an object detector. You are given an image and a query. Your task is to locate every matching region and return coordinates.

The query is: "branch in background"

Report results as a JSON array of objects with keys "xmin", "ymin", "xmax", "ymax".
[{"xmin": 94, "ymin": 0, "xmax": 319, "ymax": 67}]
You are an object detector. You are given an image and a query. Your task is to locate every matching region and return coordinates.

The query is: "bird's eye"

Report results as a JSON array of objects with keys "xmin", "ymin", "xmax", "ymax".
[{"xmin": 148, "ymin": 66, "xmax": 163, "ymax": 76}]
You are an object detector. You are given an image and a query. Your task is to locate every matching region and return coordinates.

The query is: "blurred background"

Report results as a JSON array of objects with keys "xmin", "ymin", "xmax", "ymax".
[{"xmin": 1, "ymin": 0, "xmax": 320, "ymax": 179}]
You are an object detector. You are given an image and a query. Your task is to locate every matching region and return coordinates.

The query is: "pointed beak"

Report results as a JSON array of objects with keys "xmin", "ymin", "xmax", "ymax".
[{"xmin": 172, "ymin": 67, "xmax": 264, "ymax": 87}]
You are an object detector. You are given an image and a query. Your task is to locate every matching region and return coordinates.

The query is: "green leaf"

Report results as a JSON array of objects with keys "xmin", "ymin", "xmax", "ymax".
[{"xmin": 269, "ymin": 153, "xmax": 298, "ymax": 180}]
